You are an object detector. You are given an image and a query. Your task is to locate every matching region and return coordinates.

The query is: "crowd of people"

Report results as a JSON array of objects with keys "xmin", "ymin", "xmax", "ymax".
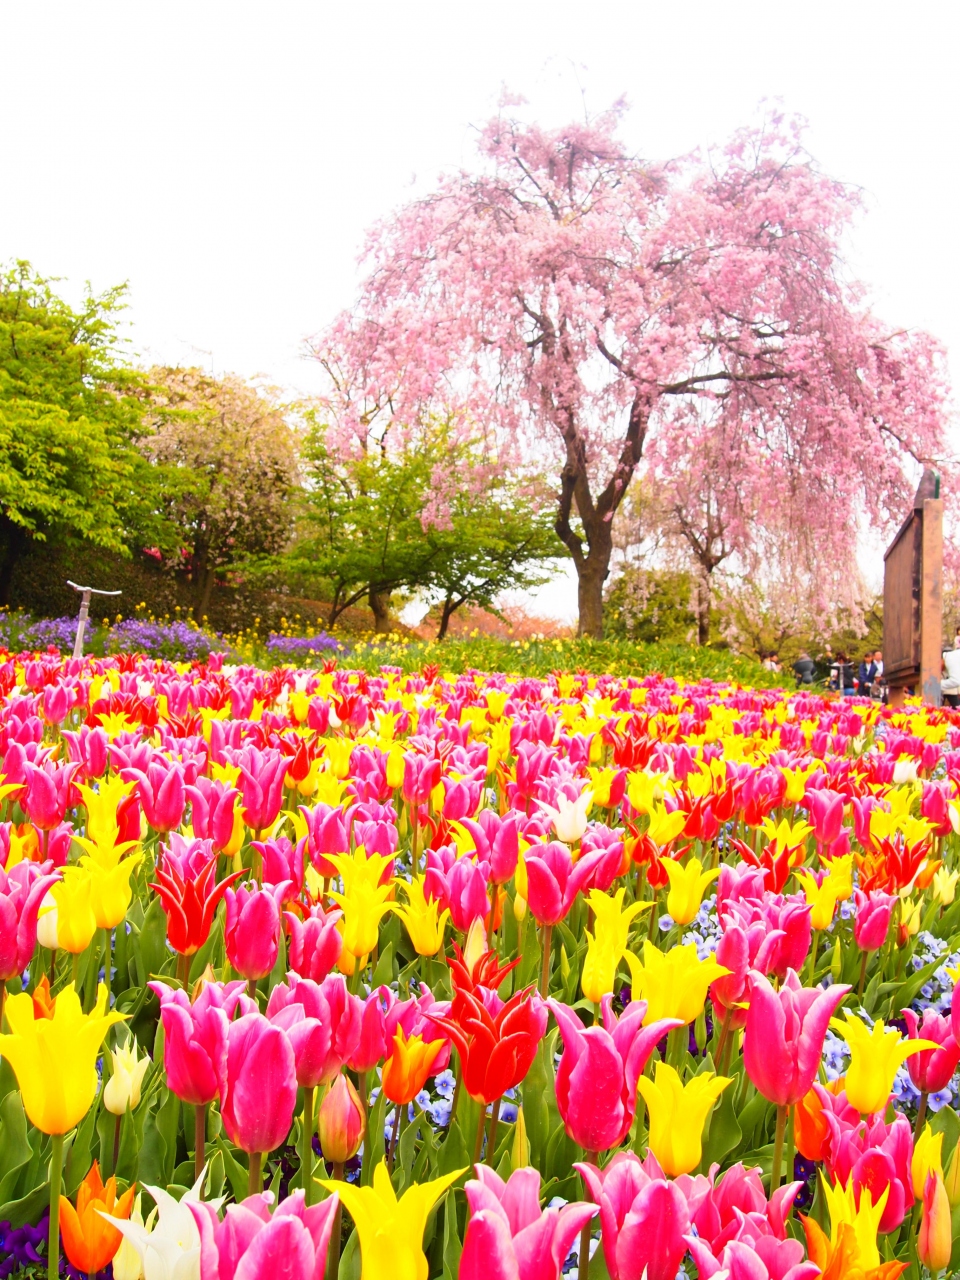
[{"xmin": 772, "ymin": 629, "xmax": 960, "ymax": 704}]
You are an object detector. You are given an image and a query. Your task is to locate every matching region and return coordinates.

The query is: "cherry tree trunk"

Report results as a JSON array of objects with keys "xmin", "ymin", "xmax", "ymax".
[
  {"xmin": 368, "ymin": 587, "xmax": 391, "ymax": 634},
  {"xmin": 574, "ymin": 526, "xmax": 613, "ymax": 639},
  {"xmin": 697, "ymin": 573, "xmax": 712, "ymax": 646}
]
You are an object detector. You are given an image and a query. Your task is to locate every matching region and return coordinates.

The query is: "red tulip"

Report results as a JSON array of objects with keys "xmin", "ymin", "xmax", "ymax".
[
  {"xmin": 431, "ymin": 987, "xmax": 546, "ymax": 1104},
  {"xmin": 150, "ymin": 850, "xmax": 242, "ymax": 955}
]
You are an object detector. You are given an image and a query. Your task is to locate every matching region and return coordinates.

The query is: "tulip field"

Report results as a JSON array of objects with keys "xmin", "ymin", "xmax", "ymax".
[{"xmin": 3, "ymin": 653, "xmax": 960, "ymax": 1279}]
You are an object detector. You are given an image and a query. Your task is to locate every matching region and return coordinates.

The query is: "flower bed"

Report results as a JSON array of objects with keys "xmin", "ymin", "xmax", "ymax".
[{"xmin": 0, "ymin": 650, "xmax": 957, "ymax": 1279}]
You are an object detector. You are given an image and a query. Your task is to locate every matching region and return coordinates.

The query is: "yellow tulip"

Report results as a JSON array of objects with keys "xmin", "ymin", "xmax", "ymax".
[
  {"xmin": 646, "ymin": 803, "xmax": 687, "ymax": 849},
  {"xmin": 324, "ymin": 739, "xmax": 355, "ymax": 780},
  {"xmin": 320, "ymin": 1159, "xmax": 464, "ymax": 1280},
  {"xmin": 385, "ymin": 744, "xmax": 406, "ymax": 790},
  {"xmin": 581, "ymin": 888, "xmax": 651, "ymax": 1004},
  {"xmin": 81, "ymin": 853, "xmax": 143, "ymax": 930},
  {"xmin": 663, "ymin": 856, "xmax": 720, "ymax": 926},
  {"xmin": 76, "ymin": 777, "xmax": 135, "ymax": 849},
  {"xmin": 103, "ymin": 1038, "xmax": 151, "ymax": 1116},
  {"xmin": 820, "ymin": 853, "xmax": 854, "ymax": 902},
  {"xmin": 761, "ymin": 816, "xmax": 813, "ymax": 852},
  {"xmin": 818, "ymin": 1176, "xmax": 887, "ymax": 1270},
  {"xmin": 831, "ymin": 1011, "xmax": 938, "ymax": 1115},
  {"xmin": 626, "ymin": 941, "xmax": 729, "ymax": 1027},
  {"xmin": 586, "ymin": 766, "xmax": 621, "ymax": 808},
  {"xmin": 912, "ymin": 1123, "xmax": 945, "ymax": 1199},
  {"xmin": 637, "ymin": 1062, "xmax": 732, "ymax": 1175},
  {"xmin": 899, "ymin": 895, "xmax": 923, "ymax": 940},
  {"xmin": 394, "ymin": 880, "xmax": 450, "ymax": 956},
  {"xmin": 0, "ymin": 983, "xmax": 125, "ymax": 1133},
  {"xmin": 48, "ymin": 870, "xmax": 99, "ymax": 955},
  {"xmin": 795, "ymin": 869, "xmax": 840, "ymax": 932},
  {"xmin": 933, "ymin": 866, "xmax": 960, "ymax": 906}
]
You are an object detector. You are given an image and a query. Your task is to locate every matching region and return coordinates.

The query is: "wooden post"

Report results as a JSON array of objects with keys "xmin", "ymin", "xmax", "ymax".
[{"xmin": 921, "ymin": 497, "xmax": 944, "ymax": 707}]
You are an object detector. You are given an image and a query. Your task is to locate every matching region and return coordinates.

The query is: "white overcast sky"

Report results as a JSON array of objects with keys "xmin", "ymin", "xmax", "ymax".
[{"xmin": 2, "ymin": 0, "xmax": 957, "ymax": 622}]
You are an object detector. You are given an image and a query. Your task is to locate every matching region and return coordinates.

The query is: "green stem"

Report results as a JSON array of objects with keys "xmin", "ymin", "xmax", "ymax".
[
  {"xmin": 48, "ymin": 1132, "xmax": 65, "ymax": 1280},
  {"xmin": 857, "ymin": 950, "xmax": 868, "ymax": 1001},
  {"xmin": 473, "ymin": 1101, "xmax": 487, "ymax": 1165},
  {"xmin": 71, "ymin": 952, "xmax": 81, "ymax": 990},
  {"xmin": 195, "ymin": 1102, "xmax": 207, "ymax": 1190},
  {"xmin": 112, "ymin": 1113, "xmax": 122, "ymax": 1178},
  {"xmin": 485, "ymin": 1097, "xmax": 502, "ymax": 1167},
  {"xmin": 103, "ymin": 929, "xmax": 112, "ymax": 1001},
  {"xmin": 301, "ymin": 1087, "xmax": 315, "ymax": 1205},
  {"xmin": 770, "ymin": 1104, "xmax": 788, "ymax": 1193},
  {"xmin": 578, "ymin": 1152, "xmax": 597, "ymax": 1280},
  {"xmin": 539, "ymin": 923, "xmax": 553, "ymax": 998},
  {"xmin": 783, "ymin": 1104, "xmax": 795, "ymax": 1189},
  {"xmin": 387, "ymin": 1102, "xmax": 403, "ymax": 1172},
  {"xmin": 915, "ymin": 1090, "xmax": 929, "ymax": 1139},
  {"xmin": 326, "ymin": 1161, "xmax": 344, "ymax": 1280},
  {"xmin": 248, "ymin": 1150, "xmax": 262, "ymax": 1196},
  {"xmin": 806, "ymin": 930, "xmax": 821, "ymax": 985}
]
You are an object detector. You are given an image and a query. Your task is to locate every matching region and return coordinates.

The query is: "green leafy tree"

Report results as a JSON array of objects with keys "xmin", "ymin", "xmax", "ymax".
[
  {"xmin": 287, "ymin": 417, "xmax": 558, "ymax": 634},
  {"xmin": 0, "ymin": 261, "xmax": 149, "ymax": 603},
  {"xmin": 137, "ymin": 367, "xmax": 298, "ymax": 620}
]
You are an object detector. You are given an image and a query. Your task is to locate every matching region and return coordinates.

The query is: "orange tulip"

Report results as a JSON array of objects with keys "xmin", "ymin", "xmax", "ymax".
[
  {"xmin": 59, "ymin": 1162, "xmax": 136, "ymax": 1274},
  {"xmin": 380, "ymin": 1027, "xmax": 443, "ymax": 1105},
  {"xmin": 31, "ymin": 975, "xmax": 56, "ymax": 1021},
  {"xmin": 802, "ymin": 1218, "xmax": 907, "ymax": 1280},
  {"xmin": 794, "ymin": 1077, "xmax": 845, "ymax": 1162}
]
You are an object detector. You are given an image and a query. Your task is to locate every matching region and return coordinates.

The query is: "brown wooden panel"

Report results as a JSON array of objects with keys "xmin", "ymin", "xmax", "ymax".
[
  {"xmin": 921, "ymin": 497, "xmax": 944, "ymax": 706},
  {"xmin": 883, "ymin": 511, "xmax": 921, "ymax": 681}
]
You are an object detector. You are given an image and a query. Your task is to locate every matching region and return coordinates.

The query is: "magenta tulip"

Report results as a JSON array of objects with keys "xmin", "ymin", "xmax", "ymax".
[
  {"xmin": 853, "ymin": 889, "xmax": 896, "ymax": 953},
  {"xmin": 191, "ymin": 1188, "xmax": 339, "ymax": 1280},
  {"xmin": 804, "ymin": 787, "xmax": 845, "ymax": 846},
  {"xmin": 151, "ymin": 979, "xmax": 254, "ymax": 1106},
  {"xmin": 549, "ymin": 996, "xmax": 681, "ymax": 1153},
  {"xmin": 577, "ymin": 1153, "xmax": 691, "ymax": 1280},
  {"xmin": 284, "ymin": 904, "xmax": 343, "ymax": 983},
  {"xmin": 266, "ymin": 973, "xmax": 363, "ymax": 1088},
  {"xmin": 225, "ymin": 882, "xmax": 288, "ymax": 981},
  {"xmin": 186, "ymin": 777, "xmax": 240, "ymax": 853},
  {"xmin": 0, "ymin": 861, "xmax": 59, "ymax": 981},
  {"xmin": 743, "ymin": 970, "xmax": 850, "ymax": 1107},
  {"xmin": 821, "ymin": 1108, "xmax": 913, "ymax": 1232},
  {"xmin": 460, "ymin": 1165, "xmax": 596, "ymax": 1280},
  {"xmin": 21, "ymin": 760, "xmax": 78, "ymax": 830},
  {"xmin": 525, "ymin": 842, "xmax": 614, "ymax": 927},
  {"xmin": 221, "ymin": 1012, "xmax": 297, "ymax": 1155},
  {"xmin": 123, "ymin": 759, "xmax": 187, "ymax": 833},
  {"xmin": 902, "ymin": 1008, "xmax": 960, "ymax": 1094}
]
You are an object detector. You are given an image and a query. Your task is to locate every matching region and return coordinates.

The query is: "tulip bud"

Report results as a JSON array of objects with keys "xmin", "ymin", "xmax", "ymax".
[
  {"xmin": 919, "ymin": 1170, "xmax": 952, "ymax": 1273},
  {"xmin": 36, "ymin": 895, "xmax": 58, "ymax": 951},
  {"xmin": 317, "ymin": 1073, "xmax": 365, "ymax": 1164},
  {"xmin": 463, "ymin": 917, "xmax": 488, "ymax": 973},
  {"xmin": 512, "ymin": 1105, "xmax": 530, "ymax": 1170},
  {"xmin": 944, "ymin": 1141, "xmax": 960, "ymax": 1208},
  {"xmin": 830, "ymin": 938, "xmax": 843, "ymax": 983},
  {"xmin": 513, "ymin": 893, "xmax": 527, "ymax": 923},
  {"xmin": 104, "ymin": 1039, "xmax": 151, "ymax": 1116},
  {"xmin": 912, "ymin": 1123, "xmax": 945, "ymax": 1199}
]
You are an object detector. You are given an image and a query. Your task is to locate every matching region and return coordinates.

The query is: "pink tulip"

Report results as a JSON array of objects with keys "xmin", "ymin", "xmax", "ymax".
[
  {"xmin": 298, "ymin": 804, "xmax": 348, "ymax": 879},
  {"xmin": 804, "ymin": 787, "xmax": 845, "ymax": 846},
  {"xmin": 441, "ymin": 775, "xmax": 484, "ymax": 822},
  {"xmin": 284, "ymin": 904, "xmax": 343, "ymax": 983},
  {"xmin": 253, "ymin": 837, "xmax": 305, "ymax": 901},
  {"xmin": 225, "ymin": 883, "xmax": 288, "ymax": 981},
  {"xmin": 921, "ymin": 782, "xmax": 953, "ymax": 837},
  {"xmin": 822, "ymin": 1108, "xmax": 913, "ymax": 1232},
  {"xmin": 21, "ymin": 760, "xmax": 78, "ymax": 830},
  {"xmin": 123, "ymin": 759, "xmax": 187, "ymax": 833},
  {"xmin": 902, "ymin": 1008, "xmax": 960, "ymax": 1094},
  {"xmin": 151, "ymin": 979, "xmax": 254, "ymax": 1106},
  {"xmin": 446, "ymin": 855, "xmax": 491, "ymax": 933},
  {"xmin": 0, "ymin": 862, "xmax": 59, "ymax": 980},
  {"xmin": 186, "ymin": 777, "xmax": 240, "ymax": 852},
  {"xmin": 456, "ymin": 812, "xmax": 520, "ymax": 884},
  {"xmin": 61, "ymin": 725, "xmax": 108, "ymax": 781},
  {"xmin": 221, "ymin": 1012, "xmax": 297, "ymax": 1155},
  {"xmin": 402, "ymin": 753, "xmax": 442, "ymax": 806},
  {"xmin": 687, "ymin": 1236, "xmax": 819, "ymax": 1280},
  {"xmin": 191, "ymin": 1188, "xmax": 339, "ymax": 1280},
  {"xmin": 549, "ymin": 997, "xmax": 681, "ymax": 1153},
  {"xmin": 721, "ymin": 896, "xmax": 811, "ymax": 983},
  {"xmin": 679, "ymin": 1161, "xmax": 802, "ymax": 1255},
  {"xmin": 525, "ymin": 842, "xmax": 614, "ymax": 927},
  {"xmin": 346, "ymin": 991, "xmax": 388, "ymax": 1074},
  {"xmin": 853, "ymin": 889, "xmax": 896, "ymax": 952},
  {"xmin": 711, "ymin": 921, "xmax": 786, "ymax": 1031},
  {"xmin": 576, "ymin": 1153, "xmax": 691, "ymax": 1280},
  {"xmin": 743, "ymin": 970, "xmax": 850, "ymax": 1107},
  {"xmin": 384, "ymin": 984, "xmax": 452, "ymax": 1073},
  {"xmin": 236, "ymin": 747, "xmax": 287, "ymax": 833},
  {"xmin": 266, "ymin": 973, "xmax": 362, "ymax": 1088},
  {"xmin": 460, "ymin": 1165, "xmax": 596, "ymax": 1280}
]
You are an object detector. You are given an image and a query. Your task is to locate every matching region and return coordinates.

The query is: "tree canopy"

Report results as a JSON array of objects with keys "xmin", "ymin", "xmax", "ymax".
[{"xmin": 313, "ymin": 105, "xmax": 950, "ymax": 637}]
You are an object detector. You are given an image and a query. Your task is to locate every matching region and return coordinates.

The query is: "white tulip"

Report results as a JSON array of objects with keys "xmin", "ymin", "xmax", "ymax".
[
  {"xmin": 104, "ymin": 1039, "xmax": 151, "ymax": 1116},
  {"xmin": 36, "ymin": 894, "xmax": 58, "ymax": 950},
  {"xmin": 539, "ymin": 789, "xmax": 593, "ymax": 843},
  {"xmin": 100, "ymin": 1171, "xmax": 223, "ymax": 1280}
]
